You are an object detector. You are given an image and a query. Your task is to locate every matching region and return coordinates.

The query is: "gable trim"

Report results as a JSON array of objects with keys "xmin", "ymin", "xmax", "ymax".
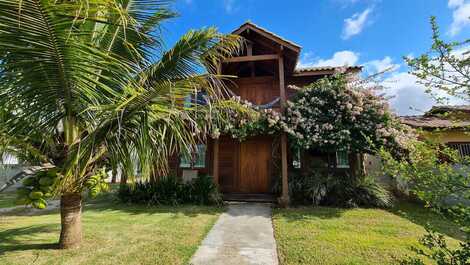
[{"xmin": 233, "ymin": 22, "xmax": 301, "ymax": 53}]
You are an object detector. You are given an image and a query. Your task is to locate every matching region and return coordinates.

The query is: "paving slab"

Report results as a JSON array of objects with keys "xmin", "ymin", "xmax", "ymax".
[{"xmin": 190, "ymin": 202, "xmax": 278, "ymax": 265}]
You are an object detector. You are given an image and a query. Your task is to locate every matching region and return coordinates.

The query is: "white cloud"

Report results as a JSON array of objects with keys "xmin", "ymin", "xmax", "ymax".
[
  {"xmin": 381, "ymin": 71, "xmax": 466, "ymax": 115},
  {"xmin": 449, "ymin": 0, "xmax": 464, "ymax": 8},
  {"xmin": 298, "ymin": 50, "xmax": 360, "ymax": 68},
  {"xmin": 381, "ymin": 72, "xmax": 435, "ymax": 115},
  {"xmin": 342, "ymin": 8, "xmax": 373, "ymax": 39},
  {"xmin": 224, "ymin": 0, "xmax": 237, "ymax": 13},
  {"xmin": 448, "ymin": 0, "xmax": 470, "ymax": 36},
  {"xmin": 364, "ymin": 56, "xmax": 400, "ymax": 74}
]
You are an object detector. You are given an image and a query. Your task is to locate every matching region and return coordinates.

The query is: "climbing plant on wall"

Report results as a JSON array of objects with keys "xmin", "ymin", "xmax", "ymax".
[{"xmin": 208, "ymin": 98, "xmax": 283, "ymax": 141}]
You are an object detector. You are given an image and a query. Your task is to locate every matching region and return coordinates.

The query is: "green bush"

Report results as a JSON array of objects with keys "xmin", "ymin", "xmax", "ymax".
[
  {"xmin": 118, "ymin": 175, "xmax": 222, "ymax": 206},
  {"xmin": 325, "ymin": 175, "xmax": 394, "ymax": 208},
  {"xmin": 276, "ymin": 170, "xmax": 393, "ymax": 208}
]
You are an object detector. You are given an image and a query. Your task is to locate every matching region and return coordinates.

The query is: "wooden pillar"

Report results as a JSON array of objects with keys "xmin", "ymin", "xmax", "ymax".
[
  {"xmin": 278, "ymin": 53, "xmax": 290, "ymax": 207},
  {"xmin": 213, "ymin": 138, "xmax": 220, "ymax": 188},
  {"xmin": 213, "ymin": 63, "xmax": 221, "ymax": 188}
]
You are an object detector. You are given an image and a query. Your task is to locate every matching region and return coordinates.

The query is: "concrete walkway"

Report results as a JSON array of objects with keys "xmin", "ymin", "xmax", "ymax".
[{"xmin": 190, "ymin": 203, "xmax": 278, "ymax": 265}]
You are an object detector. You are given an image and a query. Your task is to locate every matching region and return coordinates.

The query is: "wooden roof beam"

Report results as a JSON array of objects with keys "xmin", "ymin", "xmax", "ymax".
[{"xmin": 224, "ymin": 54, "xmax": 279, "ymax": 63}]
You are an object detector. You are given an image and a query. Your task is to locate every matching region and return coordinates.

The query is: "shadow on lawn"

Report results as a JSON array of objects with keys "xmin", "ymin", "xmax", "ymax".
[
  {"xmin": 0, "ymin": 196, "xmax": 223, "ymax": 255},
  {"xmin": 274, "ymin": 206, "xmax": 347, "ymax": 221},
  {"xmin": 388, "ymin": 202, "xmax": 466, "ymax": 241},
  {"xmin": 82, "ymin": 193, "xmax": 225, "ymax": 218},
  {"xmin": 2, "ymin": 191, "xmax": 224, "ymax": 219},
  {"xmin": 0, "ymin": 225, "xmax": 58, "ymax": 254}
]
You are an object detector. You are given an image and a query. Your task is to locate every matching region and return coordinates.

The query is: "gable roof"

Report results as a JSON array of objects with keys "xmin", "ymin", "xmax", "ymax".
[
  {"xmin": 401, "ymin": 115, "xmax": 470, "ymax": 129},
  {"xmin": 401, "ymin": 105, "xmax": 470, "ymax": 129},
  {"xmin": 232, "ymin": 22, "xmax": 301, "ymax": 53},
  {"xmin": 230, "ymin": 22, "xmax": 363, "ymax": 76},
  {"xmin": 427, "ymin": 105, "xmax": 470, "ymax": 115}
]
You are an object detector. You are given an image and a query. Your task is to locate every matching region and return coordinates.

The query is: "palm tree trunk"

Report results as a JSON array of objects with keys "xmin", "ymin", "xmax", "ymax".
[
  {"xmin": 120, "ymin": 172, "xmax": 128, "ymax": 188},
  {"xmin": 58, "ymin": 193, "xmax": 82, "ymax": 249},
  {"xmin": 111, "ymin": 168, "xmax": 117, "ymax": 183}
]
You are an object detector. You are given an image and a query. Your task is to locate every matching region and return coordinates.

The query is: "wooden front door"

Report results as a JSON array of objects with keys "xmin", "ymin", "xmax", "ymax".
[
  {"xmin": 239, "ymin": 136, "xmax": 272, "ymax": 193},
  {"xmin": 219, "ymin": 136, "xmax": 272, "ymax": 194},
  {"xmin": 219, "ymin": 137, "xmax": 239, "ymax": 193}
]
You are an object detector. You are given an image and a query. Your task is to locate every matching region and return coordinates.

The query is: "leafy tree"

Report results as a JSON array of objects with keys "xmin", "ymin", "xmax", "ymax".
[
  {"xmin": 406, "ymin": 16, "xmax": 470, "ymax": 103},
  {"xmin": 0, "ymin": 0, "xmax": 241, "ymax": 249},
  {"xmin": 396, "ymin": 16, "xmax": 470, "ymax": 265}
]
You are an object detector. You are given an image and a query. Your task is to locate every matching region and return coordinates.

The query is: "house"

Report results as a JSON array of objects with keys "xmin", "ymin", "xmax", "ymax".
[
  {"xmin": 401, "ymin": 105, "xmax": 470, "ymax": 157},
  {"xmin": 363, "ymin": 105, "xmax": 470, "ymax": 190},
  {"xmin": 169, "ymin": 22, "xmax": 361, "ymax": 203}
]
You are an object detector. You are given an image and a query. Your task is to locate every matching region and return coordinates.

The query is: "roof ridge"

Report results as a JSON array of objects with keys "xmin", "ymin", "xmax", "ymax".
[{"xmin": 232, "ymin": 21, "xmax": 302, "ymax": 51}]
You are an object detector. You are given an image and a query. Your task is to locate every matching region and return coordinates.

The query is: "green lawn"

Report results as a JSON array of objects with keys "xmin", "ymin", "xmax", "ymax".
[
  {"xmin": 273, "ymin": 202, "xmax": 464, "ymax": 265},
  {"xmin": 0, "ymin": 191, "xmax": 17, "ymax": 209},
  {"xmin": 0, "ymin": 197, "xmax": 222, "ymax": 265}
]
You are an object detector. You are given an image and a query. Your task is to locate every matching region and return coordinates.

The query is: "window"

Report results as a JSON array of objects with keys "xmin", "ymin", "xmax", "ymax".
[
  {"xmin": 292, "ymin": 150, "xmax": 301, "ymax": 169},
  {"xmin": 179, "ymin": 152, "xmax": 192, "ymax": 168},
  {"xmin": 336, "ymin": 151, "xmax": 349, "ymax": 168},
  {"xmin": 179, "ymin": 144, "xmax": 206, "ymax": 168},
  {"xmin": 447, "ymin": 142, "xmax": 470, "ymax": 158},
  {"xmin": 193, "ymin": 144, "xmax": 206, "ymax": 168}
]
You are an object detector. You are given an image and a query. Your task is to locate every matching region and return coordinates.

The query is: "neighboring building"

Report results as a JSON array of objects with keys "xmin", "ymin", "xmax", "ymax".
[
  {"xmin": 400, "ymin": 106, "xmax": 470, "ymax": 206},
  {"xmin": 168, "ymin": 22, "xmax": 362, "ymax": 202},
  {"xmin": 363, "ymin": 105, "xmax": 470, "ymax": 190},
  {"xmin": 0, "ymin": 153, "xmax": 23, "ymax": 190},
  {"xmin": 401, "ymin": 105, "xmax": 470, "ymax": 157}
]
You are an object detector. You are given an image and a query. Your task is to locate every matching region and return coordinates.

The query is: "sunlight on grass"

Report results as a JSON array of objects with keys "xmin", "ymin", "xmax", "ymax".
[
  {"xmin": 273, "ymin": 202, "xmax": 463, "ymax": 265},
  {"xmin": 0, "ymin": 199, "xmax": 222, "ymax": 265}
]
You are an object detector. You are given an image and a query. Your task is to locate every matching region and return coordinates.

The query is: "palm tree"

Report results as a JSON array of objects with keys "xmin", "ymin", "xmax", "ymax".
[{"xmin": 0, "ymin": 0, "xmax": 241, "ymax": 249}]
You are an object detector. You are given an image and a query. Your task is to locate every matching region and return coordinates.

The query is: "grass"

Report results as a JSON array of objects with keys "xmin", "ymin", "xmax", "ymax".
[
  {"xmin": 0, "ymin": 195, "xmax": 223, "ymax": 265},
  {"xmin": 0, "ymin": 191, "xmax": 17, "ymax": 209},
  {"xmin": 273, "ymin": 202, "xmax": 464, "ymax": 265}
]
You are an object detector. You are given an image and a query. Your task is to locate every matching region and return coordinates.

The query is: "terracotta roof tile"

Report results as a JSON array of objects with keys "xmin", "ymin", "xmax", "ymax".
[
  {"xmin": 401, "ymin": 115, "xmax": 470, "ymax": 129},
  {"xmin": 428, "ymin": 105, "xmax": 470, "ymax": 114}
]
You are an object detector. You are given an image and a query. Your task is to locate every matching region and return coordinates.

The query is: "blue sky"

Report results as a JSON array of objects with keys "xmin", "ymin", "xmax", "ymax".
[{"xmin": 162, "ymin": 0, "xmax": 470, "ymax": 116}]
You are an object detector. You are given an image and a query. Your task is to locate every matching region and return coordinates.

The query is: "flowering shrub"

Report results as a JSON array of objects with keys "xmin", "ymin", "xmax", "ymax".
[
  {"xmin": 208, "ymin": 97, "xmax": 282, "ymax": 140},
  {"xmin": 283, "ymin": 75, "xmax": 414, "ymax": 154}
]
